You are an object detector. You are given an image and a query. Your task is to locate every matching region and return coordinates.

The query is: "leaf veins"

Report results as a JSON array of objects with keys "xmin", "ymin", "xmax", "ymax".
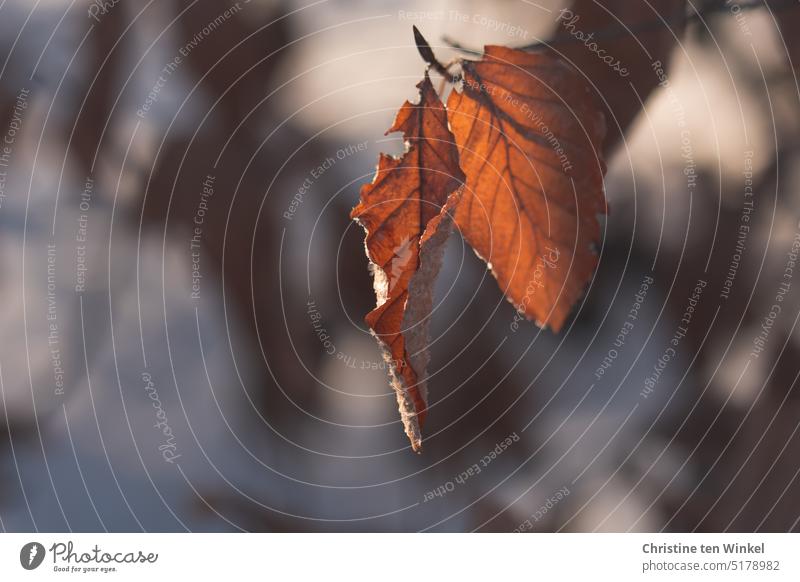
[
  {"xmin": 351, "ymin": 73, "xmax": 465, "ymax": 452},
  {"xmin": 447, "ymin": 45, "xmax": 607, "ymax": 332}
]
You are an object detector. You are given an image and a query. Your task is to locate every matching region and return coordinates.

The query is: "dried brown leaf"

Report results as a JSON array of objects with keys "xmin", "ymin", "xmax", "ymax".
[
  {"xmin": 447, "ymin": 45, "xmax": 607, "ymax": 331},
  {"xmin": 352, "ymin": 74, "xmax": 465, "ymax": 451}
]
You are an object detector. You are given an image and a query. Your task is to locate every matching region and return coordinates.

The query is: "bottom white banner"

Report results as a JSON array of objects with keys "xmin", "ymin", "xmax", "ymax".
[{"xmin": 0, "ymin": 533, "xmax": 797, "ymax": 580}]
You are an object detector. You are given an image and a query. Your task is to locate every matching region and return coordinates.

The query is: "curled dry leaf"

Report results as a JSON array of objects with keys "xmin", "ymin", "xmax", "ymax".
[
  {"xmin": 351, "ymin": 73, "xmax": 465, "ymax": 452},
  {"xmin": 353, "ymin": 33, "xmax": 609, "ymax": 451},
  {"xmin": 447, "ymin": 45, "xmax": 607, "ymax": 332}
]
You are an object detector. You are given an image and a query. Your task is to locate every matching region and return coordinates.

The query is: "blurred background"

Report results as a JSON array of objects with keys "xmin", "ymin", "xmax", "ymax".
[{"xmin": 0, "ymin": 0, "xmax": 799, "ymax": 532}]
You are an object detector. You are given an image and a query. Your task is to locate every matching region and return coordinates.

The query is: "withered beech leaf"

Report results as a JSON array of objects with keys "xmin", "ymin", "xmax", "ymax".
[
  {"xmin": 351, "ymin": 73, "xmax": 465, "ymax": 452},
  {"xmin": 447, "ymin": 45, "xmax": 607, "ymax": 332}
]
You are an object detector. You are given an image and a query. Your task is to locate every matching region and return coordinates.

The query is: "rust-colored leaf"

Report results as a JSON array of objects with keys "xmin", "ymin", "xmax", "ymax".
[
  {"xmin": 447, "ymin": 45, "xmax": 607, "ymax": 331},
  {"xmin": 351, "ymin": 73, "xmax": 465, "ymax": 452}
]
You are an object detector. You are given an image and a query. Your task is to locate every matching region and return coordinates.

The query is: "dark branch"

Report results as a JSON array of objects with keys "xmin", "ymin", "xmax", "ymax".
[{"xmin": 442, "ymin": 0, "xmax": 794, "ymax": 55}]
